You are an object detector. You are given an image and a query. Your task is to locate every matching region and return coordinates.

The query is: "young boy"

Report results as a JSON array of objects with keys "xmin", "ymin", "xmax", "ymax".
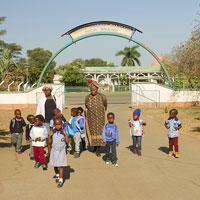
[
  {"xmin": 30, "ymin": 115, "xmax": 48, "ymax": 169},
  {"xmin": 103, "ymin": 112, "xmax": 119, "ymax": 167},
  {"xmin": 165, "ymin": 109, "xmax": 182, "ymax": 158},
  {"xmin": 70, "ymin": 108, "xmax": 84, "ymax": 158},
  {"xmin": 49, "ymin": 108, "xmax": 66, "ymax": 131},
  {"xmin": 77, "ymin": 107, "xmax": 86, "ymax": 151},
  {"xmin": 10, "ymin": 109, "xmax": 26, "ymax": 154},
  {"xmin": 25, "ymin": 115, "xmax": 35, "ymax": 160}
]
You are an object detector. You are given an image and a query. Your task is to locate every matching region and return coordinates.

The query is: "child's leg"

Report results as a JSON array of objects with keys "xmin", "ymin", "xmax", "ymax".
[
  {"xmin": 33, "ymin": 147, "xmax": 39, "ymax": 162},
  {"xmin": 11, "ymin": 133, "xmax": 17, "ymax": 150},
  {"xmin": 16, "ymin": 133, "xmax": 23, "ymax": 153},
  {"xmin": 70, "ymin": 137, "xmax": 75, "ymax": 152},
  {"xmin": 29, "ymin": 139, "xmax": 34, "ymax": 158},
  {"xmin": 168, "ymin": 138, "xmax": 173, "ymax": 151},
  {"xmin": 38, "ymin": 147, "xmax": 46, "ymax": 164},
  {"xmin": 174, "ymin": 137, "xmax": 179, "ymax": 152},
  {"xmin": 137, "ymin": 136, "xmax": 142, "ymax": 151},
  {"xmin": 46, "ymin": 139, "xmax": 51, "ymax": 156},
  {"xmin": 132, "ymin": 136, "xmax": 137, "ymax": 150},
  {"xmin": 105, "ymin": 142, "xmax": 111, "ymax": 161},
  {"xmin": 59, "ymin": 167, "xmax": 63, "ymax": 180},
  {"xmin": 111, "ymin": 140, "xmax": 117, "ymax": 163},
  {"xmin": 74, "ymin": 132, "xmax": 81, "ymax": 153}
]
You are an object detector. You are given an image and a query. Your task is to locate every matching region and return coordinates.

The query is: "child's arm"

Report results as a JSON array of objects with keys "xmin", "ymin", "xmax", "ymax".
[
  {"xmin": 129, "ymin": 121, "xmax": 132, "ymax": 127},
  {"xmin": 21, "ymin": 118, "xmax": 26, "ymax": 127},
  {"xmin": 9, "ymin": 119, "xmax": 13, "ymax": 133},
  {"xmin": 48, "ymin": 131, "xmax": 54, "ymax": 145},
  {"xmin": 63, "ymin": 129, "xmax": 69, "ymax": 144},
  {"xmin": 30, "ymin": 128, "xmax": 35, "ymax": 141},
  {"xmin": 116, "ymin": 126, "xmax": 119, "ymax": 147},
  {"xmin": 141, "ymin": 121, "xmax": 147, "ymax": 126},
  {"xmin": 175, "ymin": 122, "xmax": 182, "ymax": 130},
  {"xmin": 102, "ymin": 126, "xmax": 107, "ymax": 145},
  {"xmin": 25, "ymin": 125, "xmax": 30, "ymax": 143},
  {"xmin": 164, "ymin": 123, "xmax": 169, "ymax": 129}
]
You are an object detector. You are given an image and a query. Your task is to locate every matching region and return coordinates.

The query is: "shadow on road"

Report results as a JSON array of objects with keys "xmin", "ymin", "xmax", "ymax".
[
  {"xmin": 63, "ymin": 166, "xmax": 75, "ymax": 182},
  {"xmin": 0, "ymin": 142, "xmax": 11, "ymax": 148},
  {"xmin": 126, "ymin": 145, "xmax": 134, "ymax": 152},
  {"xmin": 158, "ymin": 146, "xmax": 169, "ymax": 154}
]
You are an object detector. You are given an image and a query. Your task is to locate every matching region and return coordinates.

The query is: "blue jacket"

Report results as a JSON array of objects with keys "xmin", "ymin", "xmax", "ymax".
[
  {"xmin": 103, "ymin": 122, "xmax": 119, "ymax": 144},
  {"xmin": 71, "ymin": 116, "xmax": 84, "ymax": 133}
]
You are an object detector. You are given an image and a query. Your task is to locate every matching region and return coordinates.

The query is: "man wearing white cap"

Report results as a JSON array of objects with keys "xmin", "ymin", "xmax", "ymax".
[{"xmin": 36, "ymin": 85, "xmax": 62, "ymax": 155}]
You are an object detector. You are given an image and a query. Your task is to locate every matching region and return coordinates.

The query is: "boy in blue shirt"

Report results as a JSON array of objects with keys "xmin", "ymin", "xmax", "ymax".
[
  {"xmin": 103, "ymin": 112, "xmax": 119, "ymax": 167},
  {"xmin": 165, "ymin": 109, "xmax": 182, "ymax": 158},
  {"xmin": 70, "ymin": 108, "xmax": 84, "ymax": 158}
]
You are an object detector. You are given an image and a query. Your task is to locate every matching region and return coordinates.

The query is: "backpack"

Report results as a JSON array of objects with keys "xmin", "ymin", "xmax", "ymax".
[
  {"xmin": 76, "ymin": 116, "xmax": 85, "ymax": 134},
  {"xmin": 64, "ymin": 117, "xmax": 75, "ymax": 137}
]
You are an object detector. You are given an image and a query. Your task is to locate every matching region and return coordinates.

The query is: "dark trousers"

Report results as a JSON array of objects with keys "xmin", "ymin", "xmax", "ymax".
[
  {"xmin": 81, "ymin": 137, "xmax": 86, "ymax": 150},
  {"xmin": 33, "ymin": 146, "xmax": 46, "ymax": 164},
  {"xmin": 132, "ymin": 136, "xmax": 142, "ymax": 151},
  {"xmin": 169, "ymin": 137, "xmax": 178, "ymax": 152},
  {"xmin": 105, "ymin": 140, "xmax": 117, "ymax": 162}
]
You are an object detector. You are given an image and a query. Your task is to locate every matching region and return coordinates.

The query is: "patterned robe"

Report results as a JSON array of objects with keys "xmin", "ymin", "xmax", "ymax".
[{"xmin": 85, "ymin": 93, "xmax": 107, "ymax": 146}]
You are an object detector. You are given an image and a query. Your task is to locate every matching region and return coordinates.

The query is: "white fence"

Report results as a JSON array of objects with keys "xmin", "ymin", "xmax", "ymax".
[{"xmin": 131, "ymin": 83, "xmax": 200, "ymax": 108}]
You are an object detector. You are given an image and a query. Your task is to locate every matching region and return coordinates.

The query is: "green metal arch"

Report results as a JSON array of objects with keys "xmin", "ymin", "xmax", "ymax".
[{"xmin": 37, "ymin": 32, "xmax": 172, "ymax": 88}]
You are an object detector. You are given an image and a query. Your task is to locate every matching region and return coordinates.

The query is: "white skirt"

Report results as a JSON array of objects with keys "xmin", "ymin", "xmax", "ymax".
[{"xmin": 49, "ymin": 148, "xmax": 67, "ymax": 167}]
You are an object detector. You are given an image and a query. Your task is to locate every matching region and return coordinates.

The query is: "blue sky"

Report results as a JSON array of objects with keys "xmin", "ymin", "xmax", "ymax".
[{"xmin": 1, "ymin": 0, "xmax": 199, "ymax": 67}]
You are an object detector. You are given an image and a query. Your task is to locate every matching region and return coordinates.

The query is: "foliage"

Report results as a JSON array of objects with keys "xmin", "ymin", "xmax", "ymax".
[
  {"xmin": 116, "ymin": 46, "xmax": 141, "ymax": 66},
  {"xmin": 168, "ymin": 17, "xmax": 200, "ymax": 88},
  {"xmin": 27, "ymin": 48, "xmax": 56, "ymax": 84},
  {"xmin": 0, "ymin": 17, "xmax": 22, "ymax": 59},
  {"xmin": 0, "ymin": 48, "xmax": 24, "ymax": 85},
  {"xmin": 59, "ymin": 64, "xmax": 87, "ymax": 86}
]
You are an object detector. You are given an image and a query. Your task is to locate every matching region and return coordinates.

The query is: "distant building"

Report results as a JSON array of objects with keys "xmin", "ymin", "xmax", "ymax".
[
  {"xmin": 54, "ymin": 66, "xmax": 162, "ymax": 85},
  {"xmin": 85, "ymin": 66, "xmax": 162, "ymax": 85}
]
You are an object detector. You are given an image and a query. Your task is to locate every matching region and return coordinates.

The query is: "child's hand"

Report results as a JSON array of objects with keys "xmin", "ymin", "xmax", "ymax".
[
  {"xmin": 35, "ymin": 137, "xmax": 41, "ymax": 142},
  {"xmin": 26, "ymin": 140, "xmax": 29, "ymax": 144},
  {"xmin": 117, "ymin": 144, "xmax": 119, "ymax": 147},
  {"xmin": 104, "ymin": 142, "xmax": 107, "ymax": 146},
  {"xmin": 175, "ymin": 126, "xmax": 179, "ymax": 130}
]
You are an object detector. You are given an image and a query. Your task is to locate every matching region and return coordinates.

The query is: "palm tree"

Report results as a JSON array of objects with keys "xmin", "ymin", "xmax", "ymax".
[{"xmin": 115, "ymin": 46, "xmax": 141, "ymax": 66}]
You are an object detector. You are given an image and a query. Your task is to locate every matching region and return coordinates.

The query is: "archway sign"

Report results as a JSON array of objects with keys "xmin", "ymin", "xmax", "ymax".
[{"xmin": 37, "ymin": 21, "xmax": 172, "ymax": 88}]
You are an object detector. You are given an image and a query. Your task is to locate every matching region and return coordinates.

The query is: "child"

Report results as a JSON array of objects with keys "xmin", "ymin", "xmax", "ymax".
[
  {"xmin": 103, "ymin": 112, "xmax": 119, "ymax": 167},
  {"xmin": 165, "ymin": 109, "xmax": 182, "ymax": 158},
  {"xmin": 9, "ymin": 109, "xmax": 26, "ymax": 154},
  {"xmin": 49, "ymin": 117, "xmax": 69, "ymax": 188},
  {"xmin": 77, "ymin": 107, "xmax": 86, "ymax": 151},
  {"xmin": 25, "ymin": 115, "xmax": 35, "ymax": 160},
  {"xmin": 69, "ymin": 108, "xmax": 84, "ymax": 158},
  {"xmin": 30, "ymin": 115, "xmax": 48, "ymax": 170},
  {"xmin": 129, "ymin": 109, "xmax": 146, "ymax": 156},
  {"xmin": 50, "ymin": 108, "xmax": 66, "ymax": 131}
]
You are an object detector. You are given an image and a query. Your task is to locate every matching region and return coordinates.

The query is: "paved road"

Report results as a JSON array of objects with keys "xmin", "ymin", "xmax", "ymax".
[{"xmin": 0, "ymin": 104, "xmax": 200, "ymax": 200}]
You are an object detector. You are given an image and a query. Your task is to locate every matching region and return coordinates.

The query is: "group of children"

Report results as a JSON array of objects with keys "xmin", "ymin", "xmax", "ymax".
[{"xmin": 9, "ymin": 107, "xmax": 182, "ymax": 188}]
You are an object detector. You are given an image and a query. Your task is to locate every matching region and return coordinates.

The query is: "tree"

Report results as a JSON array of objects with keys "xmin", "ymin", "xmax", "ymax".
[
  {"xmin": 59, "ymin": 64, "xmax": 87, "ymax": 86},
  {"xmin": 115, "ymin": 46, "xmax": 141, "ymax": 66},
  {"xmin": 0, "ymin": 16, "xmax": 22, "ymax": 59},
  {"xmin": 27, "ymin": 48, "xmax": 56, "ymax": 84},
  {"xmin": 85, "ymin": 58, "xmax": 108, "ymax": 66},
  {"xmin": 169, "ymin": 19, "xmax": 200, "ymax": 88},
  {"xmin": 0, "ymin": 48, "xmax": 24, "ymax": 85}
]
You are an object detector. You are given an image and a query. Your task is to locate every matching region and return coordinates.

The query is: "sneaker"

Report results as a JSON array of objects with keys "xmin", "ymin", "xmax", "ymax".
[
  {"xmin": 74, "ymin": 152, "xmax": 80, "ymax": 158},
  {"xmin": 34, "ymin": 162, "xmax": 40, "ymax": 168},
  {"xmin": 55, "ymin": 177, "xmax": 59, "ymax": 183},
  {"xmin": 137, "ymin": 151, "xmax": 142, "ymax": 156},
  {"xmin": 175, "ymin": 152, "xmax": 179, "ymax": 158},
  {"xmin": 168, "ymin": 151, "xmax": 173, "ymax": 157},
  {"xmin": 105, "ymin": 161, "xmax": 109, "ymax": 165},
  {"xmin": 57, "ymin": 181, "xmax": 64, "ymax": 188},
  {"xmin": 113, "ymin": 163, "xmax": 118, "ymax": 167},
  {"xmin": 42, "ymin": 164, "xmax": 47, "ymax": 170},
  {"xmin": 95, "ymin": 151, "xmax": 101, "ymax": 157},
  {"xmin": 30, "ymin": 157, "xmax": 35, "ymax": 160},
  {"xmin": 133, "ymin": 148, "xmax": 137, "ymax": 154}
]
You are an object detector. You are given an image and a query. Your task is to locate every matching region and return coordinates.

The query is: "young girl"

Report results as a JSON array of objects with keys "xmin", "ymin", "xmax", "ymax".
[
  {"xmin": 30, "ymin": 115, "xmax": 48, "ymax": 169},
  {"xmin": 165, "ymin": 109, "xmax": 182, "ymax": 158},
  {"xmin": 129, "ymin": 109, "xmax": 146, "ymax": 156},
  {"xmin": 49, "ymin": 117, "xmax": 69, "ymax": 188}
]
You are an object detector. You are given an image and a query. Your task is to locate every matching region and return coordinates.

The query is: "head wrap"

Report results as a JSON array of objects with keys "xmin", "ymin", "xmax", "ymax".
[
  {"xmin": 88, "ymin": 80, "xmax": 99, "ymax": 89},
  {"xmin": 133, "ymin": 109, "xmax": 141, "ymax": 116},
  {"xmin": 42, "ymin": 85, "xmax": 53, "ymax": 91}
]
